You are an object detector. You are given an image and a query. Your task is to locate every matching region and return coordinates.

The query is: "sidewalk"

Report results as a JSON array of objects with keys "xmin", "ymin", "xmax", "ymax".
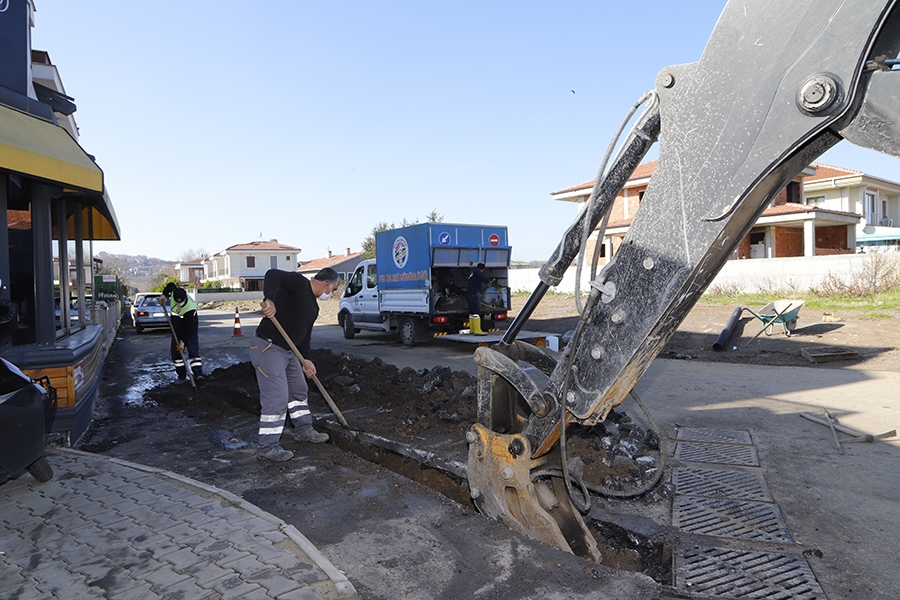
[{"xmin": 0, "ymin": 448, "xmax": 359, "ymax": 600}]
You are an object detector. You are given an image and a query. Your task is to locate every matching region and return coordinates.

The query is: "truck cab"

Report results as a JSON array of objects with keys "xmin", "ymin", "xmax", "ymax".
[{"xmin": 339, "ymin": 259, "xmax": 380, "ymax": 338}]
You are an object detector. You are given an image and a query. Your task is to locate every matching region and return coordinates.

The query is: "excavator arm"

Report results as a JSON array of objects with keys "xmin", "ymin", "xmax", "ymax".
[{"xmin": 467, "ymin": 0, "xmax": 900, "ymax": 559}]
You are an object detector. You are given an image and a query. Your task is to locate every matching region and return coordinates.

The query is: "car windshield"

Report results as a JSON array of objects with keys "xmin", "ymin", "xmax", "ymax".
[{"xmin": 140, "ymin": 296, "xmax": 162, "ymax": 307}]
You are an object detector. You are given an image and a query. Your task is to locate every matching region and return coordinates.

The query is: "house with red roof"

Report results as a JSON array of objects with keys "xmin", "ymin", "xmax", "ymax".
[
  {"xmin": 551, "ymin": 160, "xmax": 900, "ymax": 261},
  {"xmin": 298, "ymin": 248, "xmax": 363, "ymax": 283},
  {"xmin": 201, "ymin": 240, "xmax": 301, "ymax": 291}
]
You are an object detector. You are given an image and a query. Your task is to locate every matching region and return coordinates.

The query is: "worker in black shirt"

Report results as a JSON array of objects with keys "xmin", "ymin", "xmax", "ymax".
[{"xmin": 250, "ymin": 267, "xmax": 341, "ymax": 462}]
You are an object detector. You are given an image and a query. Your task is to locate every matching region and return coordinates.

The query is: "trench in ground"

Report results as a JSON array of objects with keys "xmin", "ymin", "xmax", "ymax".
[{"xmin": 325, "ymin": 422, "xmax": 674, "ymax": 585}]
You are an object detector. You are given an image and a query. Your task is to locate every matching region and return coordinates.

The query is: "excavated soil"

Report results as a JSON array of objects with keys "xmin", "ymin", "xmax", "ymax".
[{"xmin": 148, "ymin": 349, "xmax": 666, "ymax": 496}]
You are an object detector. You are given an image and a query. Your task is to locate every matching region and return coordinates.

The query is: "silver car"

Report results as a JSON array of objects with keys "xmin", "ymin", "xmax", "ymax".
[{"xmin": 133, "ymin": 294, "xmax": 168, "ymax": 334}]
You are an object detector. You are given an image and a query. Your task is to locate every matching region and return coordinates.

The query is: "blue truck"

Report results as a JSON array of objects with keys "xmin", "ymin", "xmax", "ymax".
[{"xmin": 338, "ymin": 223, "xmax": 511, "ymax": 345}]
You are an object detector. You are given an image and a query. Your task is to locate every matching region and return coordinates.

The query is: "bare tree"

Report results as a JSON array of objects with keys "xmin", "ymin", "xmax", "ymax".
[{"xmin": 176, "ymin": 249, "xmax": 208, "ymax": 263}]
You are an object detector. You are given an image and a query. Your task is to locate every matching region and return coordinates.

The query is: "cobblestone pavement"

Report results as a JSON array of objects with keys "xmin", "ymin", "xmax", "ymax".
[{"xmin": 0, "ymin": 449, "xmax": 359, "ymax": 600}]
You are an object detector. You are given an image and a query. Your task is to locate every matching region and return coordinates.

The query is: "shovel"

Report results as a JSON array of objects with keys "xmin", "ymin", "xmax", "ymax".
[
  {"xmin": 159, "ymin": 297, "xmax": 197, "ymax": 392},
  {"xmin": 263, "ymin": 303, "xmax": 349, "ymax": 428}
]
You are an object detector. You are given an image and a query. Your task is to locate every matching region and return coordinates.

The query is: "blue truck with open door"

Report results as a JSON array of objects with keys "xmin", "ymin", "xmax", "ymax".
[{"xmin": 338, "ymin": 223, "xmax": 511, "ymax": 345}]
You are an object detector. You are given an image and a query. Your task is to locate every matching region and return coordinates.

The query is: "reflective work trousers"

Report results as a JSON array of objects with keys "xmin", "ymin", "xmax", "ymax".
[{"xmin": 249, "ymin": 336, "xmax": 312, "ymax": 449}]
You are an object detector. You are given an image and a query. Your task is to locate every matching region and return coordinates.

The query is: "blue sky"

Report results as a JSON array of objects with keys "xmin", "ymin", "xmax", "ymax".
[{"xmin": 31, "ymin": 1, "xmax": 900, "ymax": 263}]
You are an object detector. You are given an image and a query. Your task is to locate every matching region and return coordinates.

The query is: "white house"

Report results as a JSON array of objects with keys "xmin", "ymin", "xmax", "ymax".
[
  {"xmin": 201, "ymin": 240, "xmax": 300, "ymax": 291},
  {"xmin": 803, "ymin": 163, "xmax": 900, "ymax": 251}
]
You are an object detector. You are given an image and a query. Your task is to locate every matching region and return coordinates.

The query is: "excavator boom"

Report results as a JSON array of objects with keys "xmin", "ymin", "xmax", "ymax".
[{"xmin": 467, "ymin": 0, "xmax": 900, "ymax": 558}]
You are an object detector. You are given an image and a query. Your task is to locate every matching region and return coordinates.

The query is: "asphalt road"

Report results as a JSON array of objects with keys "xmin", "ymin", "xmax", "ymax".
[{"xmin": 86, "ymin": 309, "xmax": 900, "ymax": 599}]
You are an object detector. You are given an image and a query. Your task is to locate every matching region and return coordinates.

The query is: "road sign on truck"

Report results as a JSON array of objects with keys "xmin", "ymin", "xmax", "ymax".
[{"xmin": 338, "ymin": 223, "xmax": 511, "ymax": 345}]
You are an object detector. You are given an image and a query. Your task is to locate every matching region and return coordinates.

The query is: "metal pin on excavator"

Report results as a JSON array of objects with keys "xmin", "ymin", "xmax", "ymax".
[{"xmin": 466, "ymin": 0, "xmax": 900, "ymax": 559}]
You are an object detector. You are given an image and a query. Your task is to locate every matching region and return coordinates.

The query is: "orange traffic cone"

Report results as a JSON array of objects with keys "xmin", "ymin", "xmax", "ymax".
[{"xmin": 232, "ymin": 307, "xmax": 243, "ymax": 336}]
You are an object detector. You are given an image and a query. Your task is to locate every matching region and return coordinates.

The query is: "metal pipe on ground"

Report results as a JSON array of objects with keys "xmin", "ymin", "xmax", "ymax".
[{"xmin": 713, "ymin": 307, "xmax": 744, "ymax": 352}]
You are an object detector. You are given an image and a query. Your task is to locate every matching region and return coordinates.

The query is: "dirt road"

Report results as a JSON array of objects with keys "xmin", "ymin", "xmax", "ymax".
[{"xmin": 311, "ymin": 292, "xmax": 900, "ymax": 371}]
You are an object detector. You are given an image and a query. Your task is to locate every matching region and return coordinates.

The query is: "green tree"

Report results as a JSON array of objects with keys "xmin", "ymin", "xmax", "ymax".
[
  {"xmin": 425, "ymin": 210, "xmax": 444, "ymax": 223},
  {"xmin": 361, "ymin": 221, "xmax": 393, "ymax": 259},
  {"xmin": 152, "ymin": 275, "xmax": 180, "ymax": 293}
]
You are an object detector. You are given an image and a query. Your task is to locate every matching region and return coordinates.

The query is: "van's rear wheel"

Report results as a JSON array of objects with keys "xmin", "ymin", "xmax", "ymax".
[
  {"xmin": 341, "ymin": 314, "xmax": 356, "ymax": 339},
  {"xmin": 398, "ymin": 317, "xmax": 418, "ymax": 347}
]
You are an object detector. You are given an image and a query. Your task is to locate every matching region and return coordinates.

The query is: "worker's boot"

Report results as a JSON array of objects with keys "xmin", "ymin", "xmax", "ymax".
[{"xmin": 470, "ymin": 315, "xmax": 486, "ymax": 336}]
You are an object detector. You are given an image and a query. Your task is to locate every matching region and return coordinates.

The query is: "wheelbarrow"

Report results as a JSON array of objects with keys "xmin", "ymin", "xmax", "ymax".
[{"xmin": 745, "ymin": 300, "xmax": 804, "ymax": 338}]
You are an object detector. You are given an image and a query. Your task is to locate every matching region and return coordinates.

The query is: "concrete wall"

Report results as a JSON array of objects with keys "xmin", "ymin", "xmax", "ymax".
[
  {"xmin": 509, "ymin": 253, "xmax": 880, "ymax": 295},
  {"xmin": 192, "ymin": 290, "xmax": 264, "ymax": 303}
]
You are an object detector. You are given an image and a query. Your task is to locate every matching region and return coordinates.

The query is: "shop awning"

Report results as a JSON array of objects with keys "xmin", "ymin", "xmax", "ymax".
[
  {"xmin": 857, "ymin": 231, "xmax": 900, "ymax": 243},
  {"xmin": 65, "ymin": 188, "xmax": 121, "ymax": 241},
  {"xmin": 0, "ymin": 103, "xmax": 103, "ymax": 193}
]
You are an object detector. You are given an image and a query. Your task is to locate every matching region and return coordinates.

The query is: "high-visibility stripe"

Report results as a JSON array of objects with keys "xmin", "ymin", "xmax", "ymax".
[
  {"xmin": 260, "ymin": 413, "xmax": 286, "ymax": 423},
  {"xmin": 259, "ymin": 426, "xmax": 284, "ymax": 435}
]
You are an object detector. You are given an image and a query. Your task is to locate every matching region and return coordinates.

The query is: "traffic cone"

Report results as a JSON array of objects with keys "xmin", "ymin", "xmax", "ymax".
[{"xmin": 232, "ymin": 307, "xmax": 243, "ymax": 336}]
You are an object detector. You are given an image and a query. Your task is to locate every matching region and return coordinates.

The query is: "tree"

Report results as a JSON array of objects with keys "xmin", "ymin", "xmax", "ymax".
[
  {"xmin": 152, "ymin": 274, "xmax": 179, "ymax": 292},
  {"xmin": 425, "ymin": 210, "xmax": 444, "ymax": 223},
  {"xmin": 361, "ymin": 221, "xmax": 393, "ymax": 259},
  {"xmin": 176, "ymin": 249, "xmax": 208, "ymax": 263}
]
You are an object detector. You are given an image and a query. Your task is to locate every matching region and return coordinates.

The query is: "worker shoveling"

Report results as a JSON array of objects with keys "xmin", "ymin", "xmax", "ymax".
[{"xmin": 159, "ymin": 296, "xmax": 197, "ymax": 392}]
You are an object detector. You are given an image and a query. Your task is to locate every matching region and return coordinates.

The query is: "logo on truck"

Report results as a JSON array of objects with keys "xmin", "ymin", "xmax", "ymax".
[{"xmin": 392, "ymin": 236, "xmax": 409, "ymax": 268}]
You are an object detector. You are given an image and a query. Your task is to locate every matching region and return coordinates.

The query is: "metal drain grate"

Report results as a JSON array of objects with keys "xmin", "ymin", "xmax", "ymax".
[
  {"xmin": 674, "ymin": 467, "xmax": 772, "ymax": 502},
  {"xmin": 675, "ymin": 441, "xmax": 759, "ymax": 466},
  {"xmin": 673, "ymin": 496, "xmax": 793, "ymax": 542},
  {"xmin": 676, "ymin": 547, "xmax": 824, "ymax": 599},
  {"xmin": 677, "ymin": 427, "xmax": 752, "ymax": 445}
]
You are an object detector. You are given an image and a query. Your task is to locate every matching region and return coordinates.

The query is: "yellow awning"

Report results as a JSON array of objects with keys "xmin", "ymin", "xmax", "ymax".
[
  {"xmin": 65, "ymin": 189, "xmax": 121, "ymax": 241},
  {"xmin": 0, "ymin": 103, "xmax": 103, "ymax": 193}
]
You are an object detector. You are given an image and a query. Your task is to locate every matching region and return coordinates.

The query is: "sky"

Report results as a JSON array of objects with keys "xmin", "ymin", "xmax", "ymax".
[{"xmin": 30, "ymin": 1, "xmax": 900, "ymax": 264}]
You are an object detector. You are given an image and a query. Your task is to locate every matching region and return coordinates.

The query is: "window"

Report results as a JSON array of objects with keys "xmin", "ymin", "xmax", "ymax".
[
  {"xmin": 806, "ymin": 195, "xmax": 824, "ymax": 207},
  {"xmin": 366, "ymin": 264, "xmax": 378, "ymax": 289},
  {"xmin": 269, "ymin": 255, "xmax": 278, "ymax": 269},
  {"xmin": 346, "ymin": 267, "xmax": 363, "ymax": 296},
  {"xmin": 786, "ymin": 181, "xmax": 801, "ymax": 203},
  {"xmin": 865, "ymin": 192, "xmax": 877, "ymax": 225},
  {"xmin": 246, "ymin": 256, "xmax": 255, "ymax": 268}
]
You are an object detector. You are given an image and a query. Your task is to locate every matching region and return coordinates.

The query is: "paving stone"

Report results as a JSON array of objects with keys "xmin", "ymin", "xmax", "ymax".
[
  {"xmin": 159, "ymin": 503, "xmax": 221, "ymax": 527},
  {"xmin": 142, "ymin": 562, "xmax": 192, "ymax": 594},
  {"xmin": 0, "ymin": 481, "xmax": 36, "ymax": 501},
  {"xmin": 0, "ymin": 502, "xmax": 32, "ymax": 525},
  {"xmin": 220, "ymin": 553, "xmax": 276, "ymax": 578},
  {"xmin": 106, "ymin": 581, "xmax": 157, "ymax": 600},
  {"xmin": 121, "ymin": 487, "xmax": 169, "ymax": 506},
  {"xmin": 161, "ymin": 547, "xmax": 208, "ymax": 571},
  {"xmin": 280, "ymin": 587, "xmax": 327, "ymax": 600},
  {"xmin": 113, "ymin": 501, "xmax": 168, "ymax": 523},
  {"xmin": 176, "ymin": 557, "xmax": 236, "ymax": 587},
  {"xmin": 0, "ymin": 563, "xmax": 30, "ymax": 596},
  {"xmin": 0, "ymin": 531, "xmax": 38, "ymax": 557},
  {"xmin": 203, "ymin": 574, "xmax": 265, "ymax": 598},
  {"xmin": 247, "ymin": 567, "xmax": 303, "ymax": 598},
  {"xmin": 157, "ymin": 573, "xmax": 215, "ymax": 599}
]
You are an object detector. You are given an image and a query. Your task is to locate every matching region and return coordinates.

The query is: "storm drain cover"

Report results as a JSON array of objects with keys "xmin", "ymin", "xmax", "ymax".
[
  {"xmin": 673, "ymin": 496, "xmax": 793, "ymax": 542},
  {"xmin": 675, "ymin": 441, "xmax": 759, "ymax": 466},
  {"xmin": 674, "ymin": 467, "xmax": 772, "ymax": 502},
  {"xmin": 677, "ymin": 427, "xmax": 753, "ymax": 445},
  {"xmin": 676, "ymin": 547, "xmax": 825, "ymax": 599}
]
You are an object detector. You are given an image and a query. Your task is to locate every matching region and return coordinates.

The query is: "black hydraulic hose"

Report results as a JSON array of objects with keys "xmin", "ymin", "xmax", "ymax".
[
  {"xmin": 712, "ymin": 307, "xmax": 744, "ymax": 352},
  {"xmin": 499, "ymin": 282, "xmax": 549, "ymax": 347},
  {"xmin": 538, "ymin": 101, "xmax": 661, "ymax": 288}
]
